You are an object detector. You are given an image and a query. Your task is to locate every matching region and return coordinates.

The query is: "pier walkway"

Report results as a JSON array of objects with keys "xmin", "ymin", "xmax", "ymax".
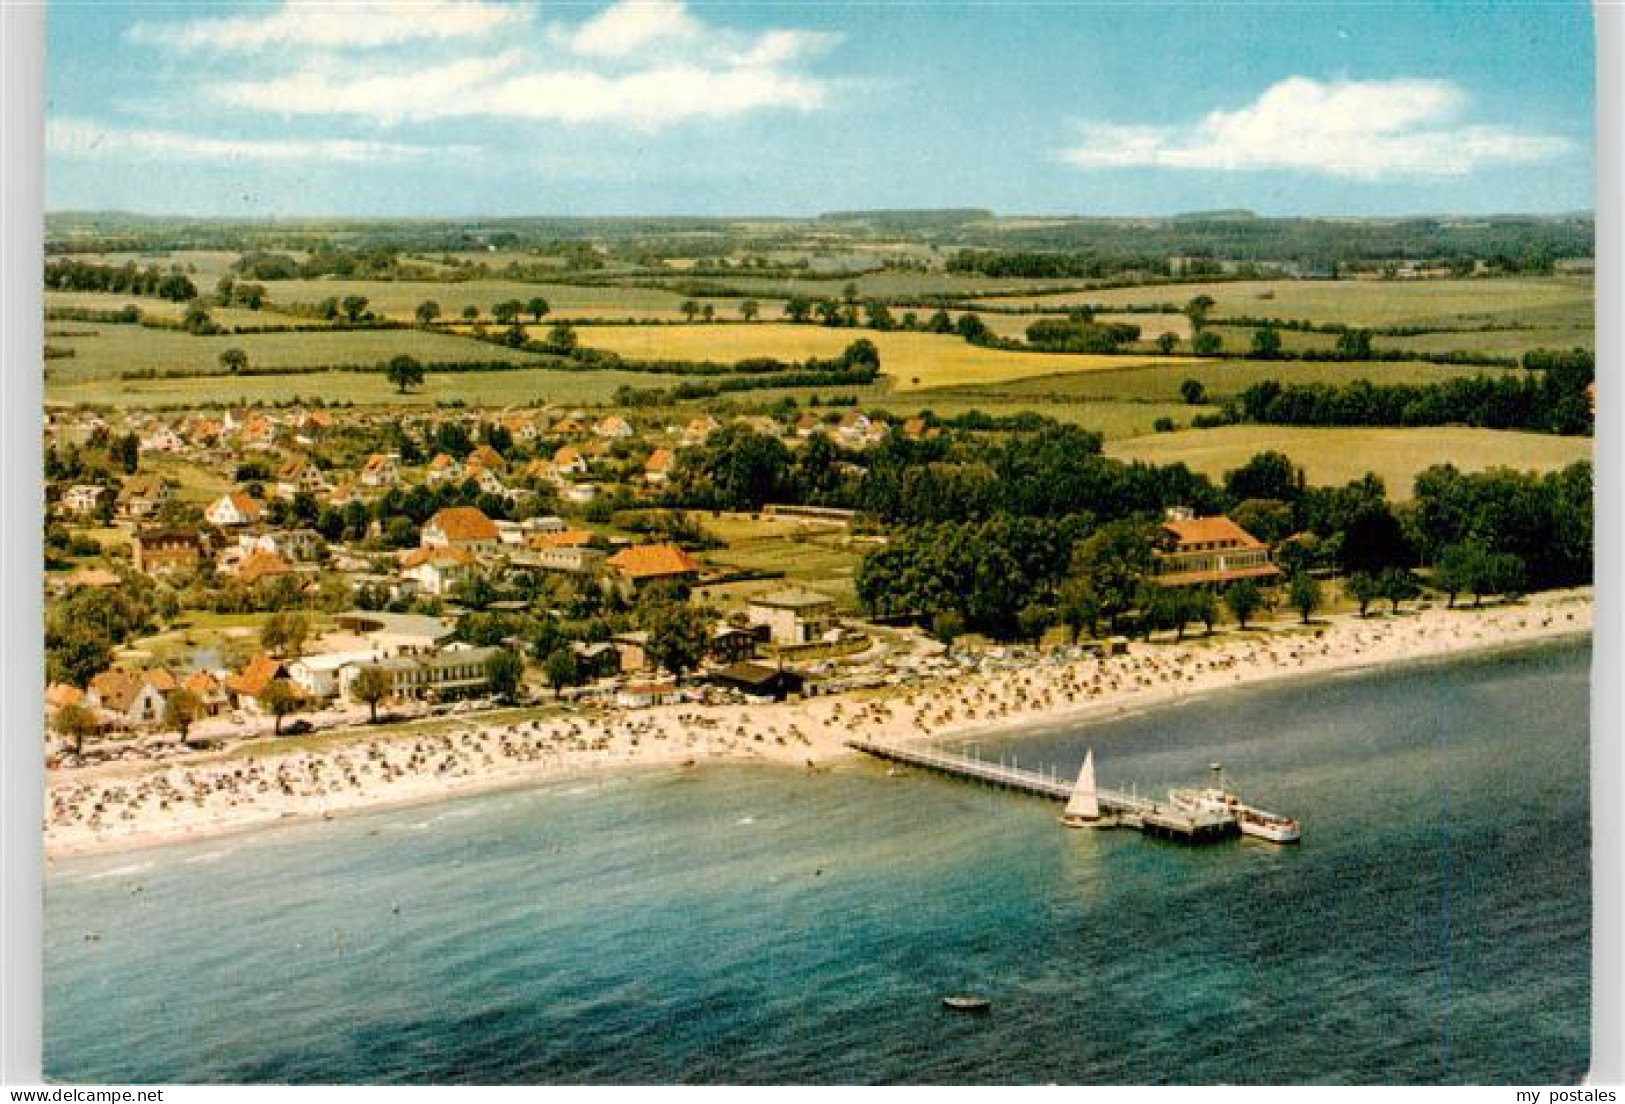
[{"xmin": 845, "ymin": 737, "xmax": 1239, "ymax": 843}]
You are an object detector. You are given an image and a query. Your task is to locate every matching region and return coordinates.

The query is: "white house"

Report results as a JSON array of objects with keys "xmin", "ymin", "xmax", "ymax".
[
  {"xmin": 400, "ymin": 546, "xmax": 478, "ymax": 596},
  {"xmin": 205, "ymin": 491, "xmax": 263, "ymax": 528}
]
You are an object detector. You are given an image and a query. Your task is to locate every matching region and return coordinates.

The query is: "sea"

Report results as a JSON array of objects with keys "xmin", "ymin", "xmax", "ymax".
[{"xmin": 43, "ymin": 639, "xmax": 1592, "ymax": 1085}]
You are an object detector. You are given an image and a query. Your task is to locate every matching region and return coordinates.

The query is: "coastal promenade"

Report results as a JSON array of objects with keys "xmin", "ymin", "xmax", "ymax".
[{"xmin": 44, "ymin": 589, "xmax": 1592, "ymax": 858}]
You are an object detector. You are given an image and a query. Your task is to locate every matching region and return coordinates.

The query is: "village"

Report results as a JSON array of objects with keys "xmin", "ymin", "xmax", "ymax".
[{"xmin": 41, "ymin": 395, "xmax": 1328, "ymax": 771}]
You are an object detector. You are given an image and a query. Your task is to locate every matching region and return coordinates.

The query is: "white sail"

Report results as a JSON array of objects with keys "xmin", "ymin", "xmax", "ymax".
[{"xmin": 1064, "ymin": 749, "xmax": 1101, "ymax": 821}]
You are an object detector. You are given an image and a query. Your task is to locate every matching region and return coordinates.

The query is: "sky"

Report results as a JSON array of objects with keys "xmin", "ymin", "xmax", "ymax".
[{"xmin": 43, "ymin": 1, "xmax": 1597, "ymax": 218}]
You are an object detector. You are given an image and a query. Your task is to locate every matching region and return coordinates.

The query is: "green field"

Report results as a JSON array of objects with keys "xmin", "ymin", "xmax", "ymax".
[
  {"xmin": 570, "ymin": 323, "xmax": 1201, "ymax": 391},
  {"xmin": 43, "ymin": 323, "xmax": 552, "ymax": 385},
  {"xmin": 255, "ymin": 278, "xmax": 758, "ymax": 321},
  {"xmin": 1105, "ymin": 425, "xmax": 1592, "ymax": 497},
  {"xmin": 47, "ymin": 364, "xmax": 672, "ymax": 409},
  {"xmin": 923, "ymin": 357, "xmax": 1521, "ymax": 405},
  {"xmin": 978, "ymin": 277, "xmax": 1594, "ymax": 331},
  {"xmin": 45, "ymin": 290, "xmax": 312, "ymax": 330}
]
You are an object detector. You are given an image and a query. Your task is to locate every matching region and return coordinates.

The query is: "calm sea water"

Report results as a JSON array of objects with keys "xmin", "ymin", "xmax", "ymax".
[{"xmin": 44, "ymin": 641, "xmax": 1592, "ymax": 1085}]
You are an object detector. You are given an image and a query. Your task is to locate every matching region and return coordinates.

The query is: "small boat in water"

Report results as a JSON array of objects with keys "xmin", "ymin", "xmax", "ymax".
[
  {"xmin": 1168, "ymin": 763, "xmax": 1300, "ymax": 843},
  {"xmin": 1059, "ymin": 749, "xmax": 1116, "ymax": 828},
  {"xmin": 942, "ymin": 995, "xmax": 991, "ymax": 1013}
]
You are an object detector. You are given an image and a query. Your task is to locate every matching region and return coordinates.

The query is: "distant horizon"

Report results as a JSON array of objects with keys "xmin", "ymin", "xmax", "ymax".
[{"xmin": 42, "ymin": 207, "xmax": 1599, "ymax": 224}]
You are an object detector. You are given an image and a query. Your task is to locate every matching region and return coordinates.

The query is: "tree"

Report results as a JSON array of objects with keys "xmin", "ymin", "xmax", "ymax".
[
  {"xmin": 461, "ymin": 304, "xmax": 480, "ymax": 322},
  {"xmin": 1192, "ymin": 331, "xmax": 1223, "ymax": 356},
  {"xmin": 1345, "ymin": 571, "xmax": 1380, "ymax": 617},
  {"xmin": 932, "ymin": 609, "xmax": 965, "ymax": 645},
  {"xmin": 260, "ymin": 611, "xmax": 311, "ymax": 658},
  {"xmin": 340, "ymin": 295, "xmax": 370, "ymax": 323},
  {"xmin": 384, "ymin": 354, "xmax": 426, "ymax": 394},
  {"xmin": 484, "ymin": 648, "xmax": 525, "ymax": 703},
  {"xmin": 1250, "ymin": 326, "xmax": 1283, "ymax": 360},
  {"xmin": 864, "ymin": 301, "xmax": 896, "ymax": 331},
  {"xmin": 163, "ymin": 689, "xmax": 201, "ymax": 742},
  {"xmin": 54, "ymin": 703, "xmax": 100, "ymax": 756},
  {"xmin": 525, "ymin": 296, "xmax": 550, "ymax": 323},
  {"xmin": 955, "ymin": 313, "xmax": 989, "ymax": 342},
  {"xmin": 219, "ymin": 347, "xmax": 249, "ymax": 374},
  {"xmin": 46, "ymin": 623, "xmax": 113, "ymax": 687},
  {"xmin": 1289, "ymin": 571, "xmax": 1322, "ymax": 624},
  {"xmin": 1433, "ymin": 542, "xmax": 1479, "ymax": 608},
  {"xmin": 1225, "ymin": 579, "xmax": 1262, "ymax": 629},
  {"xmin": 681, "ymin": 299, "xmax": 701, "ymax": 322},
  {"xmin": 109, "ymin": 432, "xmax": 140, "ymax": 475},
  {"xmin": 785, "ymin": 296, "xmax": 812, "ymax": 323},
  {"xmin": 260, "ymin": 679, "xmax": 303, "ymax": 736},
  {"xmin": 1335, "ymin": 329, "xmax": 1374, "ymax": 359},
  {"xmin": 1180, "ymin": 378, "xmax": 1207, "ymax": 405},
  {"xmin": 1157, "ymin": 333, "xmax": 1180, "ymax": 355},
  {"xmin": 1184, "ymin": 295, "xmax": 1216, "ymax": 332},
  {"xmin": 1057, "ymin": 578, "xmax": 1100, "ymax": 642},
  {"xmin": 1377, "ymin": 567, "xmax": 1420, "ymax": 614},
  {"xmin": 492, "ymin": 299, "xmax": 523, "ymax": 325},
  {"xmin": 544, "ymin": 322, "xmax": 578, "ymax": 354},
  {"xmin": 926, "ymin": 308, "xmax": 954, "ymax": 333},
  {"xmin": 740, "ymin": 299, "xmax": 760, "ymax": 322},
  {"xmin": 350, "ymin": 666, "xmax": 392, "ymax": 722},
  {"xmin": 543, "ymin": 647, "xmax": 581, "ymax": 699},
  {"xmin": 642, "ymin": 601, "xmax": 713, "ymax": 684},
  {"xmin": 1017, "ymin": 602, "xmax": 1053, "ymax": 643},
  {"xmin": 1189, "ymin": 589, "xmax": 1219, "ymax": 635},
  {"xmin": 415, "ymin": 300, "xmax": 441, "ymax": 325},
  {"xmin": 1070, "ymin": 520, "xmax": 1158, "ymax": 632}
]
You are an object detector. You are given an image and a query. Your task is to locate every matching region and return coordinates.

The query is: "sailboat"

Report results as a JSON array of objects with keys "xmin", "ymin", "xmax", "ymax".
[{"xmin": 1059, "ymin": 749, "xmax": 1115, "ymax": 828}]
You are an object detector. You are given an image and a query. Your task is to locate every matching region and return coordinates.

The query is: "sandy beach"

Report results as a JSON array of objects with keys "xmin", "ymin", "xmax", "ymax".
[{"xmin": 43, "ymin": 589, "xmax": 1592, "ymax": 860}]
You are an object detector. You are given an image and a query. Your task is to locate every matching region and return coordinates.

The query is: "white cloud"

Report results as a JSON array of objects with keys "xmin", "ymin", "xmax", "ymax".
[
  {"xmin": 1058, "ymin": 77, "xmax": 1574, "ymax": 179},
  {"xmin": 128, "ymin": 1, "xmax": 530, "ymax": 52},
  {"xmin": 555, "ymin": 0, "xmax": 699, "ymax": 59},
  {"xmin": 204, "ymin": 1, "xmax": 841, "ymax": 129},
  {"xmin": 46, "ymin": 117, "xmax": 464, "ymax": 163},
  {"xmin": 213, "ymin": 58, "xmax": 828, "ymax": 128}
]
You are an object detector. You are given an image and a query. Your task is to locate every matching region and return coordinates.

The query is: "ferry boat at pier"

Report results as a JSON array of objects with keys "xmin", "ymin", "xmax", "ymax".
[{"xmin": 1169, "ymin": 763, "xmax": 1301, "ymax": 843}]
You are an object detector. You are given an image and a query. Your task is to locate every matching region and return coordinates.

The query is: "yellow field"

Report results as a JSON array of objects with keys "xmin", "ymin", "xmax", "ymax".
[
  {"xmin": 569, "ymin": 324, "xmax": 1201, "ymax": 391},
  {"xmin": 1105, "ymin": 425, "xmax": 1592, "ymax": 497}
]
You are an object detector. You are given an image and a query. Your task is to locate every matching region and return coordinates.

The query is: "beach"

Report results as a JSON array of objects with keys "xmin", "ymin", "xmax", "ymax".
[{"xmin": 43, "ymin": 589, "xmax": 1592, "ymax": 859}]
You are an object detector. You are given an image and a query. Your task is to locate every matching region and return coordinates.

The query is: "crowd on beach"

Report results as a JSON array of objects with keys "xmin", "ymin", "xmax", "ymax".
[{"xmin": 45, "ymin": 589, "xmax": 1593, "ymax": 858}]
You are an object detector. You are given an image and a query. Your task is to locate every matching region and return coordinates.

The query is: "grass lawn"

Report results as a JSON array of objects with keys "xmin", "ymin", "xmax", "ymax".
[
  {"xmin": 694, "ymin": 515, "xmax": 865, "ymax": 610},
  {"xmin": 1104, "ymin": 425, "xmax": 1592, "ymax": 497},
  {"xmin": 47, "ymin": 364, "xmax": 683, "ymax": 409},
  {"xmin": 117, "ymin": 610, "xmax": 321, "ymax": 669},
  {"xmin": 978, "ymin": 277, "xmax": 1593, "ymax": 330},
  {"xmin": 570, "ymin": 324, "xmax": 1201, "ymax": 391}
]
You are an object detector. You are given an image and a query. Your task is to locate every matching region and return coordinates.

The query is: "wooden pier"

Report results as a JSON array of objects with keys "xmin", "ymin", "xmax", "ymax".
[{"xmin": 845, "ymin": 738, "xmax": 1239, "ymax": 844}]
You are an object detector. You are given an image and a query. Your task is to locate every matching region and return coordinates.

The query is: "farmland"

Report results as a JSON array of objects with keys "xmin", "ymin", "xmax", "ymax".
[
  {"xmin": 251, "ymin": 278, "xmax": 758, "ymax": 321},
  {"xmin": 46, "ymin": 364, "xmax": 674, "ymax": 409},
  {"xmin": 1105, "ymin": 425, "xmax": 1592, "ymax": 497},
  {"xmin": 976, "ymin": 276, "xmax": 1594, "ymax": 332},
  {"xmin": 42, "ymin": 323, "xmax": 553, "ymax": 385},
  {"xmin": 569, "ymin": 324, "xmax": 1201, "ymax": 391}
]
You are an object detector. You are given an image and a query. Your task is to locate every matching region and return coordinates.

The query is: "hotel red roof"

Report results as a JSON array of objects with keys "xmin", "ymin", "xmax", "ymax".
[
  {"xmin": 1162, "ymin": 516, "xmax": 1265, "ymax": 550},
  {"xmin": 607, "ymin": 544, "xmax": 701, "ymax": 580}
]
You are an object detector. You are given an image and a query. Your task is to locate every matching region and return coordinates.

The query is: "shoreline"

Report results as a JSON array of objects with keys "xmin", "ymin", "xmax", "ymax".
[{"xmin": 44, "ymin": 589, "xmax": 1593, "ymax": 862}]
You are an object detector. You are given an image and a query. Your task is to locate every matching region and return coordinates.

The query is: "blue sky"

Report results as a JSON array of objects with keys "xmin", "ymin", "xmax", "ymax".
[{"xmin": 45, "ymin": 1, "xmax": 1596, "ymax": 217}]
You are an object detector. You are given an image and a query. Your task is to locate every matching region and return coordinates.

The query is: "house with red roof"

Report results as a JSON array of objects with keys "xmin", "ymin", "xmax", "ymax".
[{"xmin": 1154, "ymin": 510, "xmax": 1280, "ymax": 588}]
